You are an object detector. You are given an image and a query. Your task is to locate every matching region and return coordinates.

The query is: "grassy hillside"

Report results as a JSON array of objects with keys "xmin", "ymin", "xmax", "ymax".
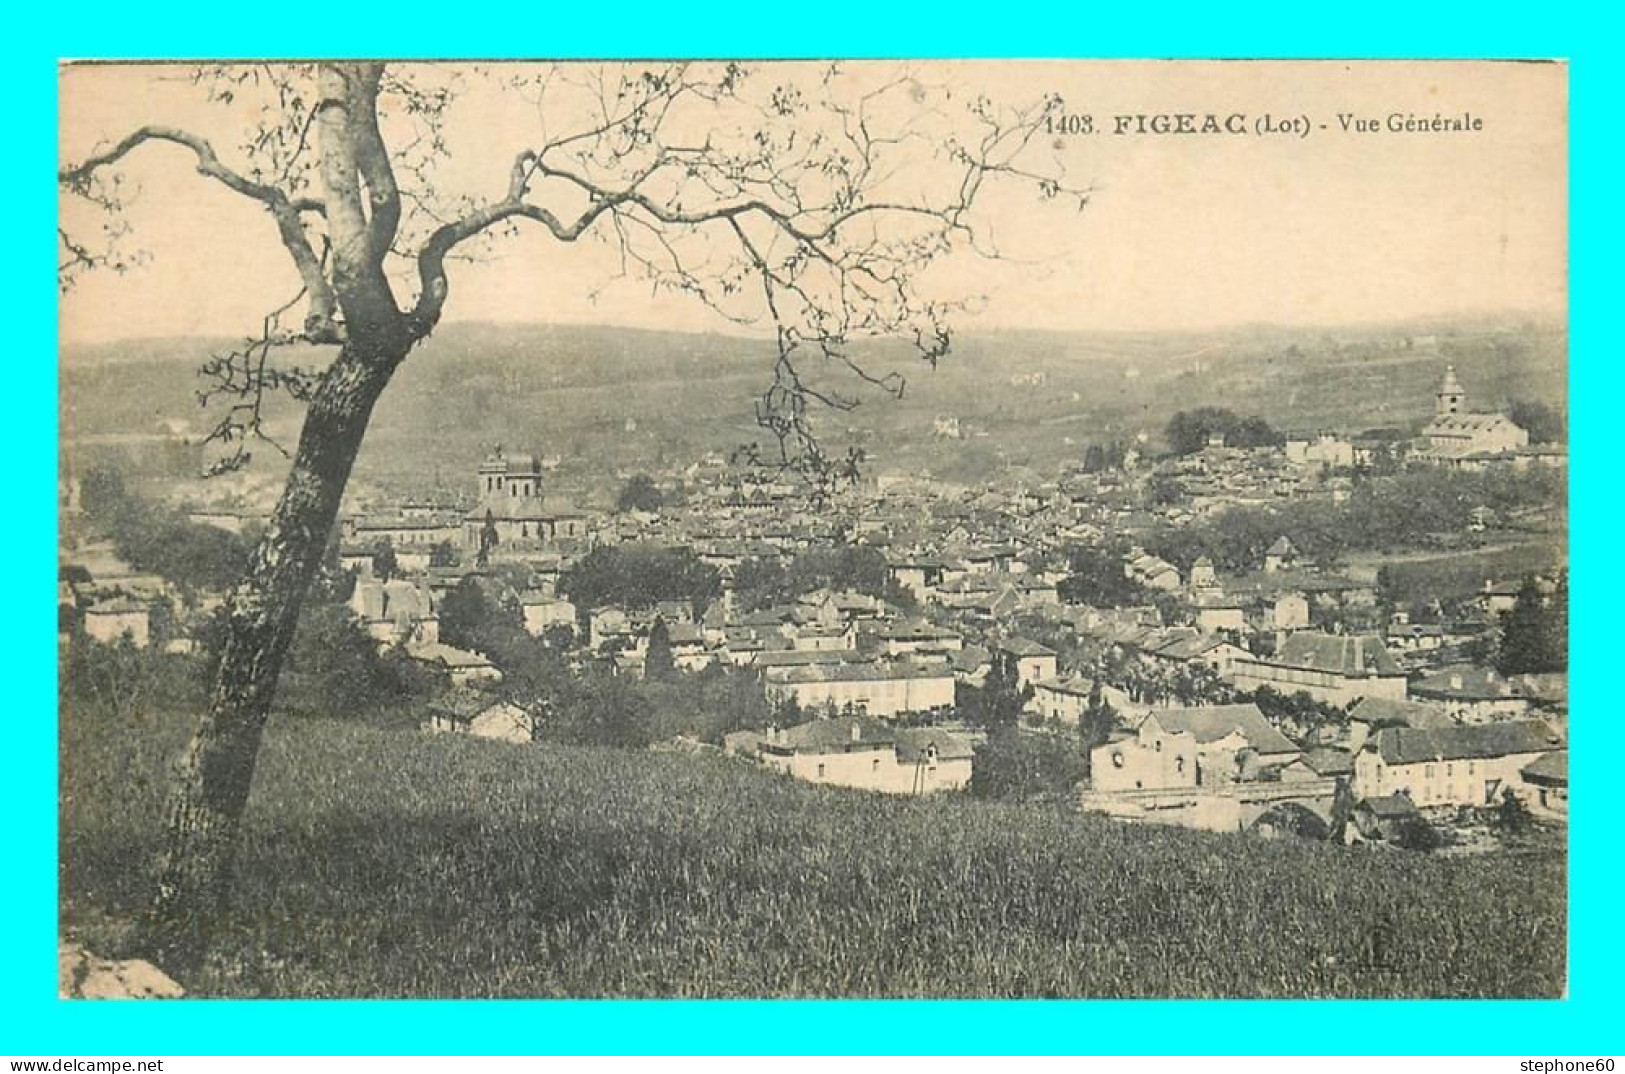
[{"xmin": 61, "ymin": 704, "xmax": 1566, "ymax": 998}]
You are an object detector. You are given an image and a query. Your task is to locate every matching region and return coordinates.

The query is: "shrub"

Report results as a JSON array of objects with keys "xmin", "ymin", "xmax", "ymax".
[{"xmin": 969, "ymin": 727, "xmax": 1088, "ymax": 802}]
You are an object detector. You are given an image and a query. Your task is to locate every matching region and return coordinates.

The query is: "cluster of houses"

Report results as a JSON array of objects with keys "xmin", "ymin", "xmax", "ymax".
[
  {"xmin": 1078, "ymin": 695, "xmax": 1566, "ymax": 835},
  {"xmin": 1139, "ymin": 367, "xmax": 1563, "ymax": 529},
  {"xmin": 724, "ymin": 716, "xmax": 975, "ymax": 796},
  {"xmin": 59, "ymin": 541, "xmax": 187, "ymax": 653},
  {"xmin": 62, "ymin": 362, "xmax": 1569, "ymax": 837}
]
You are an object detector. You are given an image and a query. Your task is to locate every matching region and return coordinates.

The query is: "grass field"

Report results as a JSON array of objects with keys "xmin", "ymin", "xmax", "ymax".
[
  {"xmin": 60, "ymin": 706, "xmax": 1567, "ymax": 998},
  {"xmin": 1352, "ymin": 536, "xmax": 1568, "ymax": 602}
]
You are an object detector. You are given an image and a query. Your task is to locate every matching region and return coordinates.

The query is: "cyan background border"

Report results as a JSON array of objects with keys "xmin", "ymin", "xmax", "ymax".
[{"xmin": 12, "ymin": 2, "xmax": 1606, "ymax": 1055}]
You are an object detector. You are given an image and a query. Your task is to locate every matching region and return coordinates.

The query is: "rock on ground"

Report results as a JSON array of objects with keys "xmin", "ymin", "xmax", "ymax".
[{"xmin": 59, "ymin": 941, "xmax": 184, "ymax": 999}]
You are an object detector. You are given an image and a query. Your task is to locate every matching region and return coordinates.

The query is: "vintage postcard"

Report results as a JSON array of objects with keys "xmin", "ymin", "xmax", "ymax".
[{"xmin": 58, "ymin": 59, "xmax": 1567, "ymax": 999}]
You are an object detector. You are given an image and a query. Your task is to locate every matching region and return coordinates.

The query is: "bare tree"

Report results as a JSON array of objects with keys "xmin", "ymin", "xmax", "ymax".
[{"xmin": 59, "ymin": 60, "xmax": 1083, "ymax": 959}]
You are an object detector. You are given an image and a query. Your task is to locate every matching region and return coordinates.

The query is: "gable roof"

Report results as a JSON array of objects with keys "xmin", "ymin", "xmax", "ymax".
[
  {"xmin": 769, "ymin": 715, "xmax": 896, "ymax": 753},
  {"xmin": 1142, "ymin": 703, "xmax": 1299, "ymax": 757},
  {"xmin": 1033, "ymin": 673, "xmax": 1101, "ymax": 699},
  {"xmin": 881, "ymin": 619, "xmax": 961, "ymax": 643},
  {"xmin": 1301, "ymin": 747, "xmax": 1356, "ymax": 777},
  {"xmin": 411, "ymin": 643, "xmax": 496, "ymax": 669},
  {"xmin": 1411, "ymin": 663, "xmax": 1526, "ymax": 702},
  {"xmin": 1520, "ymin": 750, "xmax": 1568, "ymax": 787},
  {"xmin": 1358, "ymin": 793, "xmax": 1419, "ymax": 818},
  {"xmin": 765, "ymin": 660, "xmax": 955, "ymax": 686},
  {"xmin": 892, "ymin": 727, "xmax": 976, "ymax": 763},
  {"xmin": 665, "ymin": 623, "xmax": 707, "ymax": 646},
  {"xmin": 1371, "ymin": 720, "xmax": 1563, "ymax": 766},
  {"xmin": 754, "ymin": 648, "xmax": 864, "ymax": 668},
  {"xmin": 1150, "ymin": 632, "xmax": 1240, "ymax": 662},
  {"xmin": 995, "ymin": 637, "xmax": 1057, "ymax": 659},
  {"xmin": 86, "ymin": 597, "xmax": 149, "ymax": 615},
  {"xmin": 1270, "ymin": 633, "xmax": 1403, "ymax": 678},
  {"xmin": 950, "ymin": 644, "xmax": 993, "ymax": 675},
  {"xmin": 1508, "ymin": 673, "xmax": 1569, "ymax": 708},
  {"xmin": 1348, "ymin": 696, "xmax": 1456, "ymax": 731},
  {"xmin": 1424, "ymin": 413, "xmax": 1523, "ymax": 435}
]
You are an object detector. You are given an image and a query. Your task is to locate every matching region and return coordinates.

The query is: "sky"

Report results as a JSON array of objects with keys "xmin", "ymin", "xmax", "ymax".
[{"xmin": 58, "ymin": 59, "xmax": 1567, "ymax": 348}]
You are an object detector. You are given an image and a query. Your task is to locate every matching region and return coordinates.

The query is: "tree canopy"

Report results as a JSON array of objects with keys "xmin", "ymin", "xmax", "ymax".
[
  {"xmin": 78, "ymin": 464, "xmax": 254, "ymax": 596},
  {"xmin": 731, "ymin": 545, "xmax": 905, "ymax": 610},
  {"xmin": 615, "ymin": 474, "xmax": 666, "ymax": 514},
  {"xmin": 1496, "ymin": 574, "xmax": 1568, "ymax": 675},
  {"xmin": 59, "ymin": 59, "xmax": 1082, "ymax": 955},
  {"xmin": 1146, "ymin": 466, "xmax": 1565, "ymax": 572},
  {"xmin": 1164, "ymin": 408, "xmax": 1283, "ymax": 456},
  {"xmin": 1507, "ymin": 399, "xmax": 1567, "ymax": 445},
  {"xmin": 559, "ymin": 543, "xmax": 720, "ymax": 615}
]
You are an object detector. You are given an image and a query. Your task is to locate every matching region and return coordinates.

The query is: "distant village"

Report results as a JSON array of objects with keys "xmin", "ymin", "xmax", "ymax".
[{"xmin": 61, "ymin": 363, "xmax": 1569, "ymax": 851}]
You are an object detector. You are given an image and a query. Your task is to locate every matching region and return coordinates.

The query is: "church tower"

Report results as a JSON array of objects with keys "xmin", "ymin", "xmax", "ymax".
[
  {"xmin": 476, "ymin": 446, "xmax": 543, "ymax": 507},
  {"xmin": 504, "ymin": 453, "xmax": 542, "ymax": 499},
  {"xmin": 478, "ymin": 448, "xmax": 508, "ymax": 498},
  {"xmin": 1436, "ymin": 365, "xmax": 1466, "ymax": 417}
]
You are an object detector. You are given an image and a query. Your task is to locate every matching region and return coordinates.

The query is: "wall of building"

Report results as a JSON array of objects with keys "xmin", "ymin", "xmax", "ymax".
[
  {"xmin": 760, "ymin": 745, "xmax": 970, "ymax": 794},
  {"xmin": 1032, "ymin": 686, "xmax": 1089, "ymax": 724},
  {"xmin": 523, "ymin": 601, "xmax": 577, "ymax": 636},
  {"xmin": 1231, "ymin": 660, "xmax": 1408, "ymax": 705},
  {"xmin": 1091, "ymin": 727, "xmax": 1200, "ymax": 794},
  {"xmin": 1196, "ymin": 607, "xmax": 1247, "ymax": 634},
  {"xmin": 1272, "ymin": 596, "xmax": 1310, "ymax": 630},
  {"xmin": 1014, "ymin": 654, "xmax": 1057, "ymax": 689},
  {"xmin": 1528, "ymin": 784, "xmax": 1568, "ymax": 819},
  {"xmin": 768, "ymin": 672, "xmax": 956, "ymax": 717},
  {"xmin": 1353, "ymin": 749, "xmax": 1549, "ymax": 808},
  {"xmin": 1419, "ymin": 696, "xmax": 1533, "ymax": 724},
  {"xmin": 85, "ymin": 610, "xmax": 149, "ymax": 649}
]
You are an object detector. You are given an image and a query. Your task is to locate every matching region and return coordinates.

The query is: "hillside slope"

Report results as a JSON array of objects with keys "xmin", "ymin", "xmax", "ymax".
[
  {"xmin": 61, "ymin": 316, "xmax": 1566, "ymax": 491},
  {"xmin": 61, "ymin": 707, "xmax": 1566, "ymax": 998}
]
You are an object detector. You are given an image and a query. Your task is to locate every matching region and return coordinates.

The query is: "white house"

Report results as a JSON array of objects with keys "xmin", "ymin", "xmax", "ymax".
[
  {"xmin": 748, "ymin": 716, "xmax": 973, "ymax": 795},
  {"xmin": 1091, "ymin": 703, "xmax": 1302, "ymax": 794},
  {"xmin": 1029, "ymin": 675, "xmax": 1138, "ymax": 725},
  {"xmin": 424, "ymin": 692, "xmax": 535, "ymax": 745},
  {"xmin": 351, "ymin": 578, "xmax": 439, "ymax": 648},
  {"xmin": 991, "ymin": 638, "xmax": 1058, "ymax": 690},
  {"xmin": 1352, "ymin": 719, "xmax": 1564, "ymax": 808},
  {"xmin": 1409, "ymin": 664, "xmax": 1534, "ymax": 723},
  {"xmin": 83, "ymin": 598, "xmax": 151, "ymax": 649},
  {"xmin": 409, "ymin": 642, "xmax": 502, "ymax": 686},
  {"xmin": 1230, "ymin": 632, "xmax": 1407, "ymax": 705},
  {"xmin": 520, "ymin": 591, "xmax": 577, "ymax": 638},
  {"xmin": 763, "ymin": 660, "xmax": 956, "ymax": 718}
]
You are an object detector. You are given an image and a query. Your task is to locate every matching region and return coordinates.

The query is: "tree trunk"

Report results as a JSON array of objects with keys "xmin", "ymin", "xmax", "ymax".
[{"xmin": 146, "ymin": 339, "xmax": 404, "ymax": 961}]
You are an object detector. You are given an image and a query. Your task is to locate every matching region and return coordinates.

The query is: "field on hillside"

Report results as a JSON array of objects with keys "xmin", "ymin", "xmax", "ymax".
[
  {"xmin": 60, "ymin": 705, "xmax": 1567, "ymax": 999},
  {"xmin": 1351, "ymin": 536, "xmax": 1569, "ymax": 601}
]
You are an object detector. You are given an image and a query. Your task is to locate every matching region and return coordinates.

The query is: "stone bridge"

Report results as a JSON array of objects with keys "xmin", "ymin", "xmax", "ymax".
[{"xmin": 1079, "ymin": 777, "xmax": 1341, "ymax": 834}]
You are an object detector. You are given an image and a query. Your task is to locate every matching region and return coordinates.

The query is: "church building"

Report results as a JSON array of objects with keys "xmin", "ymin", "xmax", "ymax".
[
  {"xmin": 462, "ymin": 448, "xmax": 589, "ymax": 558},
  {"xmin": 1417, "ymin": 365, "xmax": 1528, "ymax": 466}
]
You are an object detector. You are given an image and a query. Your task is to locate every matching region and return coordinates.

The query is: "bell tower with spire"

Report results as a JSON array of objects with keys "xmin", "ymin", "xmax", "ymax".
[{"xmin": 1436, "ymin": 365, "xmax": 1466, "ymax": 417}]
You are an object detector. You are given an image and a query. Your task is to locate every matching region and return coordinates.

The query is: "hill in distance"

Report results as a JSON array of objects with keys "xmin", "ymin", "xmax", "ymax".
[{"xmin": 61, "ymin": 313, "xmax": 1567, "ymax": 493}]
